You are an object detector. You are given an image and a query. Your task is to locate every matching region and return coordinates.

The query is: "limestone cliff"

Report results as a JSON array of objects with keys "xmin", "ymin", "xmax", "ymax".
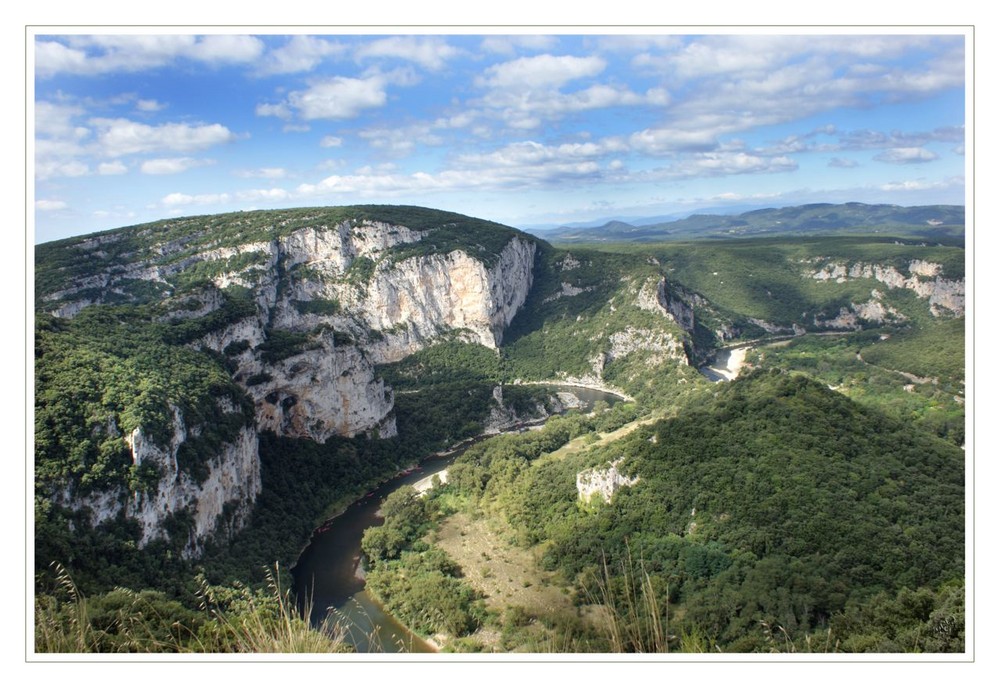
[
  {"xmin": 39, "ymin": 212, "xmax": 537, "ymax": 442},
  {"xmin": 36, "ymin": 207, "xmax": 538, "ymax": 553},
  {"xmin": 577, "ymin": 458, "xmax": 639, "ymax": 504},
  {"xmin": 57, "ymin": 403, "xmax": 260, "ymax": 557},
  {"xmin": 810, "ymin": 259, "xmax": 964, "ymax": 316}
]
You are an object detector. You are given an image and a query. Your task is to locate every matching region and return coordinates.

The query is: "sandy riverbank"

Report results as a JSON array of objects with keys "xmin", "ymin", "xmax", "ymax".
[{"xmin": 701, "ymin": 346, "xmax": 749, "ymax": 382}]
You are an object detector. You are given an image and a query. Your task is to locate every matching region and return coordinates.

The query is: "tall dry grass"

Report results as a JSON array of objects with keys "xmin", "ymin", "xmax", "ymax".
[{"xmin": 35, "ymin": 563, "xmax": 349, "ymax": 654}]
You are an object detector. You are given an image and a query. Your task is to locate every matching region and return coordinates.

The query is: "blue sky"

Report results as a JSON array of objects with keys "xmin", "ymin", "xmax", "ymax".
[{"xmin": 32, "ymin": 31, "xmax": 967, "ymax": 243}]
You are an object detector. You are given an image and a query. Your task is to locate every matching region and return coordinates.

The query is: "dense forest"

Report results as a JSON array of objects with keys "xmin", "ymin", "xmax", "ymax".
[{"xmin": 32, "ymin": 205, "xmax": 966, "ymax": 653}]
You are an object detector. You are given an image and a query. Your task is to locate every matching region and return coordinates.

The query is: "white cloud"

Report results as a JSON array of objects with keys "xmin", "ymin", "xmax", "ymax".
[
  {"xmin": 286, "ymin": 75, "xmax": 388, "ymax": 120},
  {"xmin": 320, "ymin": 136, "xmax": 343, "ymax": 148},
  {"xmin": 186, "ymin": 35, "xmax": 264, "ymax": 64},
  {"xmin": 236, "ymin": 167, "xmax": 288, "ymax": 179},
  {"xmin": 480, "ymin": 82, "xmax": 669, "ymax": 129},
  {"xmin": 90, "ymin": 118, "xmax": 236, "ymax": 156},
  {"xmin": 258, "ymin": 36, "xmax": 345, "ymax": 75},
  {"xmin": 36, "ymin": 160, "xmax": 89, "ymax": 180},
  {"xmin": 629, "ymin": 127, "xmax": 719, "ymax": 154},
  {"xmin": 161, "ymin": 191, "xmax": 232, "ymax": 206},
  {"xmin": 455, "ymin": 139, "xmax": 627, "ymax": 170},
  {"xmin": 36, "ymin": 34, "xmax": 265, "ymax": 77},
  {"xmin": 878, "ymin": 176, "xmax": 963, "ymax": 192},
  {"xmin": 480, "ymin": 35, "xmax": 559, "ymax": 55},
  {"xmin": 874, "ymin": 147, "xmax": 939, "ymax": 164},
  {"xmin": 98, "ymin": 160, "xmax": 128, "ymax": 175},
  {"xmin": 646, "ymin": 151, "xmax": 799, "ymax": 180},
  {"xmin": 359, "ymin": 124, "xmax": 443, "ymax": 154},
  {"xmin": 828, "ymin": 157, "xmax": 860, "ymax": 168},
  {"xmin": 622, "ymin": 36, "xmax": 965, "ymax": 157},
  {"xmin": 140, "ymin": 157, "xmax": 212, "ymax": 175},
  {"xmin": 236, "ymin": 188, "xmax": 291, "ymax": 202},
  {"xmin": 35, "ymin": 101, "xmax": 87, "ymax": 138},
  {"xmin": 256, "ymin": 102, "xmax": 293, "ymax": 120},
  {"xmin": 136, "ymin": 99, "xmax": 165, "ymax": 112},
  {"xmin": 356, "ymin": 37, "xmax": 459, "ymax": 71},
  {"xmin": 477, "ymin": 54, "xmax": 606, "ymax": 90},
  {"xmin": 36, "ymin": 199, "xmax": 68, "ymax": 211}
]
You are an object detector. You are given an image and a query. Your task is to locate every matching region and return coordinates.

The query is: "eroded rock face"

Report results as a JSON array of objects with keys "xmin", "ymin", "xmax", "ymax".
[
  {"xmin": 250, "ymin": 338, "xmax": 396, "ymax": 441},
  {"xmin": 577, "ymin": 458, "xmax": 639, "ymax": 504},
  {"xmin": 360, "ymin": 237, "xmax": 536, "ymax": 359},
  {"xmin": 39, "ymin": 212, "xmax": 538, "ymax": 553},
  {"xmin": 57, "ymin": 404, "xmax": 260, "ymax": 558},
  {"xmin": 810, "ymin": 260, "xmax": 964, "ymax": 316},
  {"xmin": 813, "ymin": 289, "xmax": 907, "ymax": 330}
]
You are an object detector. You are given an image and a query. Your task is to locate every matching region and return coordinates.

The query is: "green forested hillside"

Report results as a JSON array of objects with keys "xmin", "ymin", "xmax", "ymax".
[
  {"xmin": 366, "ymin": 371, "xmax": 964, "ymax": 651},
  {"xmin": 33, "ymin": 205, "xmax": 966, "ymax": 654}
]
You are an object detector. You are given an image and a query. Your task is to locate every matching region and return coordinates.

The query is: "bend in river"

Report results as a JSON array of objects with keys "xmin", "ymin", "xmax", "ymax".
[{"xmin": 291, "ymin": 385, "xmax": 624, "ymax": 653}]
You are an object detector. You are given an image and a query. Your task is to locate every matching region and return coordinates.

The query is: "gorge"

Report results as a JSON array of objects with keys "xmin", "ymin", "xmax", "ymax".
[{"xmin": 34, "ymin": 203, "xmax": 966, "ymax": 653}]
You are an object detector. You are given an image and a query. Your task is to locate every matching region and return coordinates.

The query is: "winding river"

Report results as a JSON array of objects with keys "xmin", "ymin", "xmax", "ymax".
[{"xmin": 291, "ymin": 385, "xmax": 624, "ymax": 653}]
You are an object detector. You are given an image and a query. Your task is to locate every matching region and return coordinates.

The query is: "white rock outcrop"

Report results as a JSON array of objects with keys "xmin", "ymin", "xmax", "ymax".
[
  {"xmin": 39, "ymin": 212, "xmax": 538, "ymax": 553},
  {"xmin": 810, "ymin": 260, "xmax": 964, "ymax": 316},
  {"xmin": 359, "ymin": 237, "xmax": 536, "ymax": 356},
  {"xmin": 59, "ymin": 404, "xmax": 260, "ymax": 558},
  {"xmin": 577, "ymin": 458, "xmax": 639, "ymax": 504}
]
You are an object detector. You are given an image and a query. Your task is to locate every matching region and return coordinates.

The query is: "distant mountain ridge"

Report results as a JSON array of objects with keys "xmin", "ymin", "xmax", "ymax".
[{"xmin": 534, "ymin": 203, "xmax": 965, "ymax": 243}]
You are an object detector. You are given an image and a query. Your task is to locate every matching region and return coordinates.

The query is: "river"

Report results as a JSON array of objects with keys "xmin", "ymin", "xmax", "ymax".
[{"xmin": 291, "ymin": 385, "xmax": 624, "ymax": 653}]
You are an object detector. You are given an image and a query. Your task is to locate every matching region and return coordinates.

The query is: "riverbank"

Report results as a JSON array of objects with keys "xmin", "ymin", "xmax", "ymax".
[
  {"xmin": 509, "ymin": 379, "xmax": 634, "ymax": 402},
  {"xmin": 294, "ymin": 384, "xmax": 628, "ymax": 652}
]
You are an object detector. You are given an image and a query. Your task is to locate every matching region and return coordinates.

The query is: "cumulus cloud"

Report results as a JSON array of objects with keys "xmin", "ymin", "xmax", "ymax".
[
  {"xmin": 828, "ymin": 157, "xmax": 860, "ymax": 168},
  {"xmin": 136, "ymin": 99, "xmax": 165, "ymax": 112},
  {"xmin": 257, "ymin": 35, "xmax": 345, "ymax": 75},
  {"xmin": 36, "ymin": 199, "xmax": 68, "ymax": 211},
  {"xmin": 359, "ymin": 125, "xmax": 443, "ymax": 154},
  {"xmin": 629, "ymin": 127, "xmax": 720, "ymax": 155},
  {"xmin": 98, "ymin": 160, "xmax": 128, "ymax": 175},
  {"xmin": 623, "ymin": 35, "xmax": 964, "ymax": 156},
  {"xmin": 480, "ymin": 35, "xmax": 559, "ymax": 55},
  {"xmin": 356, "ymin": 37, "xmax": 460, "ymax": 71},
  {"xmin": 140, "ymin": 157, "xmax": 212, "ymax": 174},
  {"xmin": 36, "ymin": 34, "xmax": 265, "ymax": 77},
  {"xmin": 236, "ymin": 167, "xmax": 288, "ymax": 179},
  {"xmin": 646, "ymin": 151, "xmax": 799, "ymax": 180},
  {"xmin": 161, "ymin": 191, "xmax": 231, "ymax": 206},
  {"xmin": 89, "ymin": 118, "xmax": 236, "ymax": 156},
  {"xmin": 454, "ymin": 139, "xmax": 627, "ymax": 170},
  {"xmin": 36, "ymin": 160, "xmax": 89, "ymax": 180},
  {"xmin": 35, "ymin": 101, "xmax": 87, "ymax": 138},
  {"xmin": 874, "ymin": 147, "xmax": 939, "ymax": 164},
  {"xmin": 256, "ymin": 102, "xmax": 293, "ymax": 120},
  {"xmin": 476, "ymin": 54, "xmax": 606, "ymax": 90},
  {"xmin": 320, "ymin": 136, "xmax": 343, "ymax": 148},
  {"xmin": 479, "ymin": 81, "xmax": 669, "ymax": 129},
  {"xmin": 236, "ymin": 188, "xmax": 291, "ymax": 202},
  {"xmin": 282, "ymin": 75, "xmax": 388, "ymax": 120}
]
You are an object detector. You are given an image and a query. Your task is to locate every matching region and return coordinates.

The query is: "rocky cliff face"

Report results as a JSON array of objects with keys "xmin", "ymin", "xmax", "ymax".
[
  {"xmin": 58, "ymin": 403, "xmax": 260, "ymax": 557},
  {"xmin": 37, "ymin": 208, "xmax": 537, "ymax": 554},
  {"xmin": 577, "ymin": 458, "xmax": 639, "ymax": 504},
  {"xmin": 41, "ymin": 217, "xmax": 537, "ymax": 443},
  {"xmin": 810, "ymin": 259, "xmax": 964, "ymax": 316},
  {"xmin": 360, "ymin": 237, "xmax": 536, "ymax": 361}
]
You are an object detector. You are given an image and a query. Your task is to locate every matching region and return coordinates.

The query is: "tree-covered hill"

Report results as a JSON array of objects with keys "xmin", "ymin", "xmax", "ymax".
[
  {"xmin": 377, "ymin": 369, "xmax": 964, "ymax": 651},
  {"xmin": 33, "ymin": 204, "xmax": 966, "ymax": 653}
]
